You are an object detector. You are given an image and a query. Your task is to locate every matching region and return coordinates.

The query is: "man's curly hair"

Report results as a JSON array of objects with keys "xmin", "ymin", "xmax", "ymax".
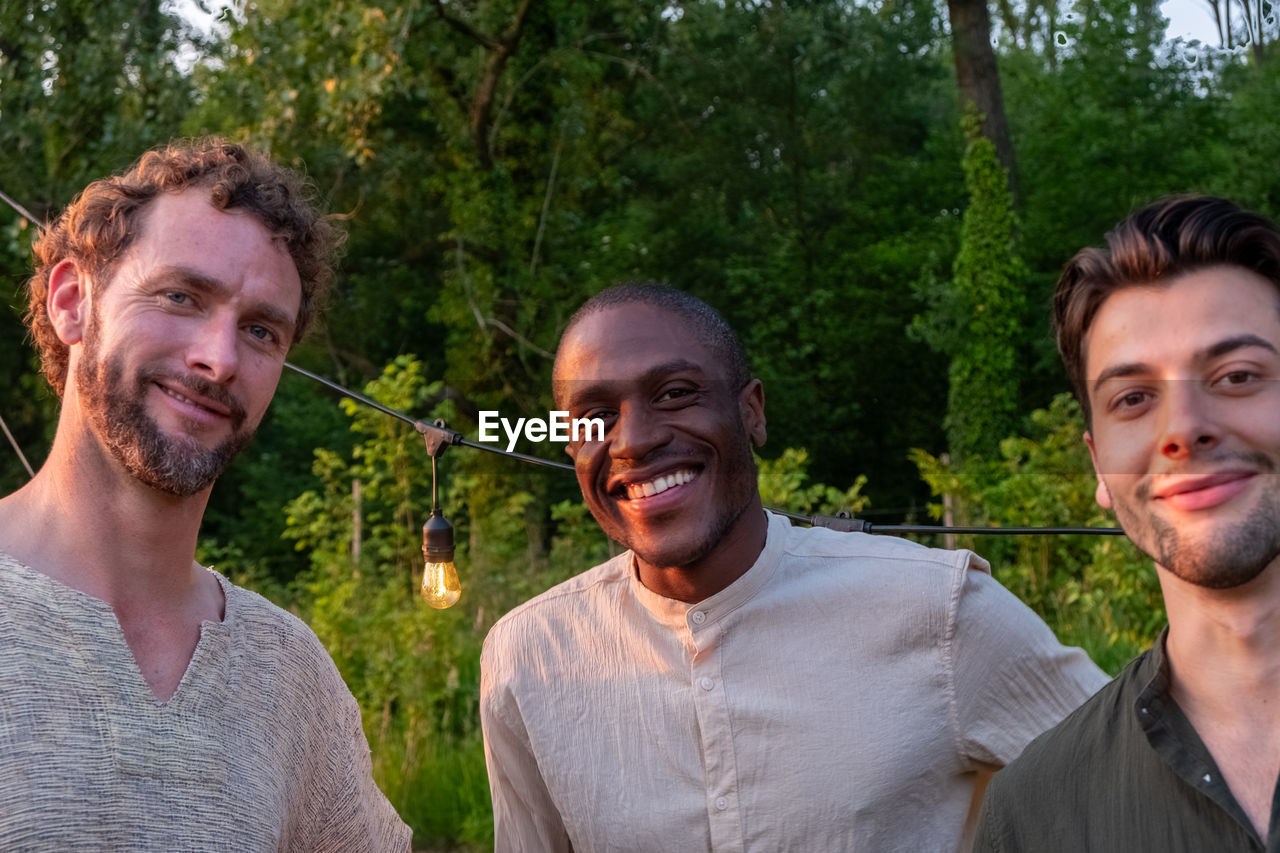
[{"xmin": 26, "ymin": 137, "xmax": 342, "ymax": 395}]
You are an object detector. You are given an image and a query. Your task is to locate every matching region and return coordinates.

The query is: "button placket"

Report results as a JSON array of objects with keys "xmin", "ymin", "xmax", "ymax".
[{"xmin": 688, "ymin": 619, "xmax": 743, "ymax": 851}]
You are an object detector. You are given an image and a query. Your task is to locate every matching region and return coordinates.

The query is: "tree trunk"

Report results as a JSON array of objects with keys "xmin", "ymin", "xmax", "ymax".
[{"xmin": 946, "ymin": 0, "xmax": 1019, "ymax": 200}]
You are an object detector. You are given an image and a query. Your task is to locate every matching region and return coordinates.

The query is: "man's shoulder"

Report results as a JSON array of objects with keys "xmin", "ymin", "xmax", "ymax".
[
  {"xmin": 987, "ymin": 652, "xmax": 1142, "ymax": 798},
  {"xmin": 782, "ymin": 521, "xmax": 987, "ymax": 571},
  {"xmin": 484, "ymin": 553, "xmax": 632, "ymax": 650},
  {"xmin": 777, "ymin": 521, "xmax": 990, "ymax": 603},
  {"xmin": 214, "ymin": 571, "xmax": 346, "ymax": 685},
  {"xmin": 218, "ymin": 572, "xmax": 317, "ymax": 636}
]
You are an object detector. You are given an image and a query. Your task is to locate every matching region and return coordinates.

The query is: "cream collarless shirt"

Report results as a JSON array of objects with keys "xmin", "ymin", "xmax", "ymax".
[{"xmin": 481, "ymin": 511, "xmax": 1108, "ymax": 852}]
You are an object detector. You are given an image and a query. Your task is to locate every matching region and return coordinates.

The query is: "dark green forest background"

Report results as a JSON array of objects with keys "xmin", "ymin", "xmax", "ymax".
[{"xmin": 2, "ymin": 0, "xmax": 1276, "ymax": 846}]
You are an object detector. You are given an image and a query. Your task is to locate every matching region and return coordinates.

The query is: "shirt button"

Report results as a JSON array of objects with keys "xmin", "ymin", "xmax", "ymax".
[
  {"xmin": 691, "ymin": 610, "xmax": 707, "ymax": 625},
  {"xmin": 715, "ymin": 796, "xmax": 728, "ymax": 810},
  {"xmin": 700, "ymin": 677, "xmax": 715, "ymax": 691}
]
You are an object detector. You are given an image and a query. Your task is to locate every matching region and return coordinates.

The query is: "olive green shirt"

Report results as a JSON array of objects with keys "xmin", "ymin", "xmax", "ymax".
[{"xmin": 975, "ymin": 632, "xmax": 1280, "ymax": 852}]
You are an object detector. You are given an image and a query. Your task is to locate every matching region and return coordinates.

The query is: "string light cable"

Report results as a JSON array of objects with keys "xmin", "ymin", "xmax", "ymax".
[
  {"xmin": 286, "ymin": 365, "xmax": 1122, "ymax": 536},
  {"xmin": 0, "ymin": 188, "xmax": 1122, "ymax": 539}
]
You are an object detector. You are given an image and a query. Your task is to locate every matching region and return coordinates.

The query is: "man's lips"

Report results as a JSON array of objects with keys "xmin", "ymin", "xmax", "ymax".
[
  {"xmin": 150, "ymin": 376, "xmax": 245, "ymax": 428},
  {"xmin": 608, "ymin": 466, "xmax": 701, "ymax": 501},
  {"xmin": 1153, "ymin": 471, "xmax": 1257, "ymax": 511}
]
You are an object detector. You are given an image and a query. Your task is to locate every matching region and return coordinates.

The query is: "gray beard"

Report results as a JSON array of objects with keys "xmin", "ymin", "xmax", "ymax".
[{"xmin": 75, "ymin": 336, "xmax": 252, "ymax": 498}]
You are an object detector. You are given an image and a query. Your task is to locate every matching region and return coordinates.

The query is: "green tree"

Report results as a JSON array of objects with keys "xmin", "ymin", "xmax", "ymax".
[
  {"xmin": 915, "ymin": 111, "xmax": 1025, "ymax": 462},
  {"xmin": 0, "ymin": 0, "xmax": 201, "ymax": 492}
]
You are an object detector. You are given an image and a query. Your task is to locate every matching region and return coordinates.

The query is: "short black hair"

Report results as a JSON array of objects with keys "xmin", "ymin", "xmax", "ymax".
[{"xmin": 556, "ymin": 281, "xmax": 752, "ymax": 388}]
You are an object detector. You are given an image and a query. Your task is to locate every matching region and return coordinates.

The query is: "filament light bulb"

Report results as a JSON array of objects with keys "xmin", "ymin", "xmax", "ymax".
[
  {"xmin": 421, "ymin": 510, "xmax": 460, "ymax": 609},
  {"xmin": 421, "ymin": 559, "xmax": 461, "ymax": 609}
]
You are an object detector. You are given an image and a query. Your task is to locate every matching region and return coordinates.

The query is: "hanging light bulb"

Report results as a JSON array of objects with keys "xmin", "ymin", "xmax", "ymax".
[
  {"xmin": 419, "ymin": 431, "xmax": 461, "ymax": 609},
  {"xmin": 421, "ymin": 509, "xmax": 460, "ymax": 608}
]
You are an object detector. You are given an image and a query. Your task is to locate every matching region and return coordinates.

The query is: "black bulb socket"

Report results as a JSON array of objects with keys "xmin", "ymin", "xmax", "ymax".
[{"xmin": 423, "ymin": 510, "xmax": 455, "ymax": 562}]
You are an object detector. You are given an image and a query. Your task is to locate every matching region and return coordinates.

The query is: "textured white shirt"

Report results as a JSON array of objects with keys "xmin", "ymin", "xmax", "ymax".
[
  {"xmin": 481, "ymin": 511, "xmax": 1107, "ymax": 852},
  {"xmin": 0, "ymin": 552, "xmax": 410, "ymax": 852}
]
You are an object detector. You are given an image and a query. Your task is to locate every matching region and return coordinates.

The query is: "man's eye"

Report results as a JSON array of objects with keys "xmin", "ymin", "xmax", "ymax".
[
  {"xmin": 656, "ymin": 387, "xmax": 694, "ymax": 404},
  {"xmin": 247, "ymin": 325, "xmax": 276, "ymax": 342},
  {"xmin": 166, "ymin": 291, "xmax": 190, "ymax": 305},
  {"xmin": 1110, "ymin": 390, "xmax": 1151, "ymax": 413},
  {"xmin": 1214, "ymin": 370, "xmax": 1257, "ymax": 388}
]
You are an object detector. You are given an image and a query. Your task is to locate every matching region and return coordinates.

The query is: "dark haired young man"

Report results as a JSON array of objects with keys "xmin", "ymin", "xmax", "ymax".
[
  {"xmin": 481, "ymin": 283, "xmax": 1106, "ymax": 852},
  {"xmin": 0, "ymin": 139, "xmax": 409, "ymax": 850},
  {"xmin": 976, "ymin": 195, "xmax": 1280, "ymax": 851}
]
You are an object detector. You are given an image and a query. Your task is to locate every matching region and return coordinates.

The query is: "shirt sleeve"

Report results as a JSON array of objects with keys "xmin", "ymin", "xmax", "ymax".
[
  {"xmin": 480, "ymin": 636, "xmax": 575, "ymax": 853},
  {"xmin": 312, "ymin": 690, "xmax": 413, "ymax": 853},
  {"xmin": 945, "ymin": 558, "xmax": 1109, "ymax": 768},
  {"xmin": 973, "ymin": 773, "xmax": 1016, "ymax": 852}
]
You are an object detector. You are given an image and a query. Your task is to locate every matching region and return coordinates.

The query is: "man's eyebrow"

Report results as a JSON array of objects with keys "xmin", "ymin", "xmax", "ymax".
[
  {"xmin": 1092, "ymin": 334, "xmax": 1280, "ymax": 394},
  {"xmin": 146, "ymin": 265, "xmax": 296, "ymax": 333},
  {"xmin": 1092, "ymin": 362, "xmax": 1152, "ymax": 394},
  {"xmin": 1198, "ymin": 333, "xmax": 1278, "ymax": 362},
  {"xmin": 559, "ymin": 359, "xmax": 707, "ymax": 408}
]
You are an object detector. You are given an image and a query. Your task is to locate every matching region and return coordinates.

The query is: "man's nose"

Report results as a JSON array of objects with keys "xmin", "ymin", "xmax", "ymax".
[
  {"xmin": 1158, "ymin": 381, "xmax": 1218, "ymax": 460},
  {"xmin": 185, "ymin": 313, "xmax": 239, "ymax": 383},
  {"xmin": 609, "ymin": 404, "xmax": 671, "ymax": 461}
]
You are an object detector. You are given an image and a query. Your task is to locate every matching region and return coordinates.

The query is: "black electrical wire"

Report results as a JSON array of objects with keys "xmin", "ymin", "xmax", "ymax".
[
  {"xmin": 0, "ymin": 410, "xmax": 34, "ymax": 478},
  {"xmin": 286, "ymin": 365, "xmax": 1124, "ymax": 537},
  {"xmin": 769, "ymin": 508, "xmax": 1122, "ymax": 535},
  {"xmin": 284, "ymin": 362, "xmax": 574, "ymax": 472},
  {"xmin": 1, "ymin": 188, "xmax": 1124, "ymax": 537}
]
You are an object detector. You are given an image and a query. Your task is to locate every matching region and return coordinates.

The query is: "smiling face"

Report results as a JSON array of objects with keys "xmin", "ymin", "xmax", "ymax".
[
  {"xmin": 554, "ymin": 303, "xmax": 766, "ymax": 577},
  {"xmin": 1084, "ymin": 266, "xmax": 1280, "ymax": 589},
  {"xmin": 66, "ymin": 188, "xmax": 301, "ymax": 496}
]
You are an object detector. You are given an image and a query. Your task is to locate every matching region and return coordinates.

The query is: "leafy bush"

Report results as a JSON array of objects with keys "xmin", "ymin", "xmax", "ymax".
[{"xmin": 911, "ymin": 393, "xmax": 1164, "ymax": 672}]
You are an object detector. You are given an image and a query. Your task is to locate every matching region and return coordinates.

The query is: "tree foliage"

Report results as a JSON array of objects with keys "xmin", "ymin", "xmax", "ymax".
[
  {"xmin": 912, "ymin": 394, "xmax": 1164, "ymax": 673},
  {"xmin": 3, "ymin": 1, "xmax": 1277, "ymax": 844},
  {"xmin": 0, "ymin": 0, "xmax": 201, "ymax": 489},
  {"xmin": 912, "ymin": 108, "xmax": 1025, "ymax": 462}
]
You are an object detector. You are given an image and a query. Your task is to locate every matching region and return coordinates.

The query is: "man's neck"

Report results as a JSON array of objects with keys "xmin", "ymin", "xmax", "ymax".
[
  {"xmin": 1162, "ymin": 561, "xmax": 1280, "ymax": 707},
  {"xmin": 1161, "ymin": 561, "xmax": 1280, "ymax": 841},
  {"xmin": 636, "ymin": 504, "xmax": 770, "ymax": 604},
  {"xmin": 0, "ymin": 422, "xmax": 212, "ymax": 611}
]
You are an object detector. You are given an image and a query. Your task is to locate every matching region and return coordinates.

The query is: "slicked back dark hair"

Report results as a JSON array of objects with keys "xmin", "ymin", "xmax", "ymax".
[
  {"xmin": 556, "ymin": 282, "xmax": 752, "ymax": 389},
  {"xmin": 1055, "ymin": 194, "xmax": 1280, "ymax": 426}
]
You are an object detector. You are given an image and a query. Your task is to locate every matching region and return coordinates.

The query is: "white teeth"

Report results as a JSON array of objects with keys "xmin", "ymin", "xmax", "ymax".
[
  {"xmin": 160, "ymin": 385, "xmax": 214, "ymax": 413},
  {"xmin": 625, "ymin": 469, "xmax": 695, "ymax": 500}
]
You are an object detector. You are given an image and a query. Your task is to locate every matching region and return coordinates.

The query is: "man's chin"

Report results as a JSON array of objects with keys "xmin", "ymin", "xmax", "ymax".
[
  {"xmin": 1143, "ymin": 504, "xmax": 1280, "ymax": 590},
  {"xmin": 110, "ymin": 427, "xmax": 253, "ymax": 497},
  {"xmin": 624, "ymin": 529, "xmax": 721, "ymax": 572}
]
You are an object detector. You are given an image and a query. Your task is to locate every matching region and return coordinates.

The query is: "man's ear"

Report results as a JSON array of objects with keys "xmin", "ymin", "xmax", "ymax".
[
  {"xmin": 739, "ymin": 379, "xmax": 766, "ymax": 447},
  {"xmin": 1083, "ymin": 431, "xmax": 1112, "ymax": 510},
  {"xmin": 47, "ymin": 259, "xmax": 92, "ymax": 345}
]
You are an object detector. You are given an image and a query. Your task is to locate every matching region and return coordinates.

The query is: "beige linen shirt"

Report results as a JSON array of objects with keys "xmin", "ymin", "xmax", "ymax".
[
  {"xmin": 481, "ymin": 511, "xmax": 1107, "ymax": 852},
  {"xmin": 0, "ymin": 552, "xmax": 411, "ymax": 852}
]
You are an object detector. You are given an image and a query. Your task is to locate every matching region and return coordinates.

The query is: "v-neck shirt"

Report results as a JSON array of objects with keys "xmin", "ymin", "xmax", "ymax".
[{"xmin": 0, "ymin": 552, "xmax": 410, "ymax": 851}]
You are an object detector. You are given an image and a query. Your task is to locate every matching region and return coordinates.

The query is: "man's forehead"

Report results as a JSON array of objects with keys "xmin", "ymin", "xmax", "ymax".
[
  {"xmin": 1083, "ymin": 269, "xmax": 1280, "ymax": 385},
  {"xmin": 553, "ymin": 303, "xmax": 738, "ymax": 400},
  {"xmin": 560, "ymin": 304, "xmax": 718, "ymax": 368}
]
